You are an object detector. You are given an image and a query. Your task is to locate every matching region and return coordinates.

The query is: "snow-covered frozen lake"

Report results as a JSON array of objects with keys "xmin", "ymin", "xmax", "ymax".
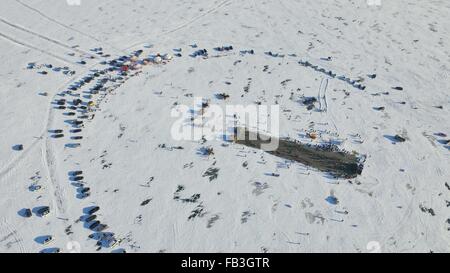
[{"xmin": 0, "ymin": 0, "xmax": 449, "ymax": 253}]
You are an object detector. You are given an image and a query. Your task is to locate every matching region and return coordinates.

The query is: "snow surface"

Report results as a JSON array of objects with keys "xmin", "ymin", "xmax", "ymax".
[{"xmin": 0, "ymin": 0, "xmax": 449, "ymax": 253}]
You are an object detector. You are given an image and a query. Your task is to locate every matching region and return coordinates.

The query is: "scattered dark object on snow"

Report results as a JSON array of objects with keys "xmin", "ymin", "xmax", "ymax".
[
  {"xmin": 368, "ymin": 74, "xmax": 377, "ymax": 79},
  {"xmin": 240, "ymin": 49, "xmax": 255, "ymax": 55},
  {"xmin": 84, "ymin": 214, "xmax": 97, "ymax": 222},
  {"xmin": 89, "ymin": 231, "xmax": 114, "ymax": 241},
  {"xmin": 94, "ymin": 224, "xmax": 108, "ymax": 232},
  {"xmin": 394, "ymin": 135, "xmax": 407, "ymax": 142},
  {"xmin": 79, "ymin": 60, "xmax": 87, "ymax": 65},
  {"xmin": 51, "ymin": 134, "xmax": 64, "ymax": 139},
  {"xmin": 40, "ymin": 248, "xmax": 60, "ymax": 253},
  {"xmin": 435, "ymin": 133, "xmax": 447, "ymax": 137},
  {"xmin": 392, "ymin": 86, "xmax": 404, "ymax": 91},
  {"xmin": 198, "ymin": 146, "xmax": 214, "ymax": 157},
  {"xmin": 265, "ymin": 51, "xmax": 284, "ymax": 58},
  {"xmin": 71, "ymin": 129, "xmax": 82, "ymax": 133},
  {"xmin": 188, "ymin": 204, "xmax": 206, "ymax": 220},
  {"xmin": 80, "ymin": 187, "xmax": 90, "ymax": 194},
  {"xmin": 49, "ymin": 129, "xmax": 63, "ymax": 134},
  {"xmin": 18, "ymin": 208, "xmax": 32, "ymax": 218},
  {"xmin": 112, "ymin": 248, "xmax": 126, "ymax": 253},
  {"xmin": 71, "ymin": 120, "xmax": 83, "ymax": 126},
  {"xmin": 79, "ymin": 192, "xmax": 90, "ymax": 199},
  {"xmin": 326, "ymin": 196, "xmax": 339, "ymax": 205},
  {"xmin": 86, "ymin": 206, "xmax": 100, "ymax": 215},
  {"xmin": 215, "ymin": 93, "xmax": 230, "ymax": 100},
  {"xmin": 384, "ymin": 134, "xmax": 407, "ymax": 143},
  {"xmin": 203, "ymin": 167, "xmax": 220, "ymax": 182},
  {"xmin": 89, "ymin": 221, "xmax": 101, "ymax": 230},
  {"xmin": 201, "ymin": 101, "xmax": 210, "ymax": 109},
  {"xmin": 69, "ymin": 170, "xmax": 83, "ymax": 176},
  {"xmin": 214, "ymin": 45, "xmax": 233, "ymax": 52},
  {"xmin": 373, "ymin": 106, "xmax": 385, "ymax": 111},
  {"xmin": 65, "ymin": 143, "xmax": 81, "ymax": 148},
  {"xmin": 12, "ymin": 144, "xmax": 24, "ymax": 151},
  {"xmin": 433, "ymin": 105, "xmax": 443, "ymax": 109},
  {"xmin": 354, "ymin": 84, "xmax": 366, "ymax": 90},
  {"xmin": 191, "ymin": 49, "xmax": 208, "ymax": 57},
  {"xmin": 321, "ymin": 56, "xmax": 332, "ymax": 61},
  {"xmin": 299, "ymin": 60, "xmax": 312, "ymax": 67},
  {"xmin": 24, "ymin": 208, "xmax": 32, "ymax": 217},
  {"xmin": 36, "ymin": 206, "xmax": 51, "ymax": 217},
  {"xmin": 39, "ymin": 235, "xmax": 54, "ymax": 245},
  {"xmin": 235, "ymin": 128, "xmax": 365, "ymax": 179},
  {"xmin": 55, "ymin": 99, "xmax": 66, "ymax": 106},
  {"xmin": 71, "ymin": 136, "xmax": 83, "ymax": 140},
  {"xmin": 181, "ymin": 194, "xmax": 200, "ymax": 203},
  {"xmin": 140, "ymin": 199, "xmax": 152, "ymax": 206},
  {"xmin": 419, "ymin": 204, "xmax": 435, "ymax": 216},
  {"xmin": 302, "ymin": 97, "xmax": 317, "ymax": 105},
  {"xmin": 299, "ymin": 60, "xmax": 364, "ymax": 90},
  {"xmin": 71, "ymin": 176, "xmax": 84, "ymax": 181},
  {"xmin": 29, "ymin": 184, "xmax": 42, "ymax": 192},
  {"xmin": 39, "ymin": 71, "xmax": 48, "ymax": 75},
  {"xmin": 72, "ymin": 99, "xmax": 82, "ymax": 106}
]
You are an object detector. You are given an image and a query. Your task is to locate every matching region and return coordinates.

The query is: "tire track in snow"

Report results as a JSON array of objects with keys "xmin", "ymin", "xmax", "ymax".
[
  {"xmin": 0, "ymin": 67, "xmax": 89, "ymax": 182},
  {"xmin": 0, "ymin": 219, "xmax": 25, "ymax": 253},
  {"xmin": 0, "ymin": 136, "xmax": 43, "ymax": 182},
  {"xmin": 34, "ymin": 63, "xmax": 101, "ymax": 248},
  {"xmin": 0, "ymin": 17, "xmax": 97, "ymax": 59},
  {"xmin": 123, "ymin": 0, "xmax": 234, "ymax": 50},
  {"xmin": 317, "ymin": 77, "xmax": 339, "ymax": 133},
  {"xmin": 41, "ymin": 63, "xmax": 99, "ymax": 218},
  {"xmin": 158, "ymin": 0, "xmax": 233, "ymax": 36},
  {"xmin": 13, "ymin": 0, "xmax": 126, "ymax": 55},
  {"xmin": 1, "ymin": 66, "xmax": 93, "ymax": 249},
  {"xmin": 0, "ymin": 32, "xmax": 78, "ymax": 65}
]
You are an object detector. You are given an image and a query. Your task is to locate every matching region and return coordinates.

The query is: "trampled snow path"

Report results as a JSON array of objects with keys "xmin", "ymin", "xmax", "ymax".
[{"xmin": 318, "ymin": 78, "xmax": 328, "ymax": 113}]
